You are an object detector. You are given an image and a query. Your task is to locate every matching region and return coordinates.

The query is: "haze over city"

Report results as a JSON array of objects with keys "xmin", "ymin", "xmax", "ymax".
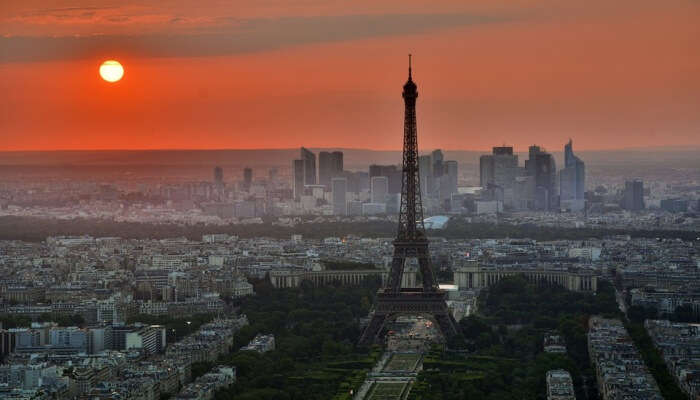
[{"xmin": 1, "ymin": 2, "xmax": 699, "ymax": 400}]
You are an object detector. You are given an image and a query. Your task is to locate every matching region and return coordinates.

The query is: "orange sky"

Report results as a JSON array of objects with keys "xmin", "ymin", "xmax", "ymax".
[{"xmin": 1, "ymin": 0, "xmax": 699, "ymax": 151}]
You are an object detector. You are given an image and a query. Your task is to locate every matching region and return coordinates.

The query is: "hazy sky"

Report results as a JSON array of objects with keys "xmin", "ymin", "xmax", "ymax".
[{"xmin": 1, "ymin": 0, "xmax": 699, "ymax": 151}]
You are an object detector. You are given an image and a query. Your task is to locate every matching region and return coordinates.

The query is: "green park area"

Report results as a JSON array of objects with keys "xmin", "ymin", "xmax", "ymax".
[
  {"xmin": 408, "ymin": 275, "xmax": 621, "ymax": 400},
  {"xmin": 366, "ymin": 382, "xmax": 410, "ymax": 400},
  {"xmin": 383, "ymin": 353, "xmax": 421, "ymax": 373},
  {"xmin": 206, "ymin": 279, "xmax": 382, "ymax": 400}
]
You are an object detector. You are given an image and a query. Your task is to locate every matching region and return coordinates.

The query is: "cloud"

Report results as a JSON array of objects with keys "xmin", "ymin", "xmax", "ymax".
[
  {"xmin": 3, "ymin": 5, "xmax": 205, "ymax": 34},
  {"xmin": 8, "ymin": 6, "xmax": 120, "ymax": 24},
  {"xmin": 0, "ymin": 13, "xmax": 511, "ymax": 63}
]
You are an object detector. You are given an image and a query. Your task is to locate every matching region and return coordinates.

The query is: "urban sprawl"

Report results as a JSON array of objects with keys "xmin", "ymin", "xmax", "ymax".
[{"xmin": 0, "ymin": 144, "xmax": 698, "ymax": 400}]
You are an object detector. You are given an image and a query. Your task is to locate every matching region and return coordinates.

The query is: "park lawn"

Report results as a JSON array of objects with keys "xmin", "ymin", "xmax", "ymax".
[
  {"xmin": 366, "ymin": 382, "xmax": 409, "ymax": 400},
  {"xmin": 383, "ymin": 353, "xmax": 421, "ymax": 372}
]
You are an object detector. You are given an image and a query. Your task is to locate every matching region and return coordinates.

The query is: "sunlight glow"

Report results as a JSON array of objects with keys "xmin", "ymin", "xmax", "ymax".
[{"xmin": 99, "ymin": 60, "xmax": 124, "ymax": 83}]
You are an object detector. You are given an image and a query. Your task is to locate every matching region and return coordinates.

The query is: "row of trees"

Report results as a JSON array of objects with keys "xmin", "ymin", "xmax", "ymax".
[
  {"xmin": 0, "ymin": 313, "xmax": 85, "ymax": 329},
  {"xmin": 623, "ymin": 321, "xmax": 687, "ymax": 400},
  {"xmin": 480, "ymin": 275, "xmax": 619, "ymax": 325},
  {"xmin": 1, "ymin": 215, "xmax": 695, "ymax": 243},
  {"xmin": 624, "ymin": 295, "xmax": 696, "ymax": 398}
]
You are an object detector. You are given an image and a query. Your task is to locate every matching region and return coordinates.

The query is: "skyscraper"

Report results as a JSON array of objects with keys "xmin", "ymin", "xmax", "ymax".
[
  {"xmin": 479, "ymin": 146, "xmax": 519, "ymax": 208},
  {"xmin": 300, "ymin": 147, "xmax": 316, "ymax": 186},
  {"xmin": 243, "ymin": 167, "xmax": 253, "ymax": 191},
  {"xmin": 525, "ymin": 145, "xmax": 556, "ymax": 211},
  {"xmin": 622, "ymin": 180, "xmax": 644, "ymax": 211},
  {"xmin": 318, "ymin": 151, "xmax": 343, "ymax": 188},
  {"xmin": 559, "ymin": 140, "xmax": 585, "ymax": 211},
  {"xmin": 292, "ymin": 159, "xmax": 304, "ymax": 200},
  {"xmin": 418, "ymin": 155, "xmax": 433, "ymax": 199},
  {"xmin": 479, "ymin": 154, "xmax": 495, "ymax": 188},
  {"xmin": 369, "ymin": 164, "xmax": 402, "ymax": 194},
  {"xmin": 432, "ymin": 149, "xmax": 444, "ymax": 177},
  {"xmin": 340, "ymin": 170, "xmax": 367, "ymax": 194},
  {"xmin": 331, "ymin": 177, "xmax": 347, "ymax": 216},
  {"xmin": 492, "ymin": 147, "xmax": 519, "ymax": 195},
  {"xmin": 370, "ymin": 176, "xmax": 389, "ymax": 204},
  {"xmin": 319, "ymin": 151, "xmax": 332, "ymax": 188},
  {"xmin": 445, "ymin": 160, "xmax": 458, "ymax": 196},
  {"xmin": 213, "ymin": 166, "xmax": 224, "ymax": 185},
  {"xmin": 354, "ymin": 171, "xmax": 369, "ymax": 193},
  {"xmin": 514, "ymin": 175, "xmax": 535, "ymax": 210},
  {"xmin": 268, "ymin": 168, "xmax": 278, "ymax": 181}
]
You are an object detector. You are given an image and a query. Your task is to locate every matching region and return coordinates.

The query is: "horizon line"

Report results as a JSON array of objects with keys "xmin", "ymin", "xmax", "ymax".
[{"xmin": 1, "ymin": 144, "xmax": 700, "ymax": 153}]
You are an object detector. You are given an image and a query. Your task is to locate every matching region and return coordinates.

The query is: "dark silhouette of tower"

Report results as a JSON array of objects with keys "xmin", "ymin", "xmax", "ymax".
[
  {"xmin": 622, "ymin": 179, "xmax": 644, "ymax": 211},
  {"xmin": 359, "ymin": 56, "xmax": 459, "ymax": 346},
  {"xmin": 300, "ymin": 147, "xmax": 316, "ymax": 185},
  {"xmin": 243, "ymin": 167, "xmax": 253, "ymax": 191},
  {"xmin": 319, "ymin": 151, "xmax": 344, "ymax": 188},
  {"xmin": 213, "ymin": 166, "xmax": 224, "ymax": 185}
]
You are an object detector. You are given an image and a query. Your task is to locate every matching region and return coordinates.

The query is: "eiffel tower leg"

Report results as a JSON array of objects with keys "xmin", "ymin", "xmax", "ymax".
[
  {"xmin": 434, "ymin": 311, "xmax": 460, "ymax": 341},
  {"xmin": 358, "ymin": 313, "xmax": 387, "ymax": 346},
  {"xmin": 417, "ymin": 255, "xmax": 435, "ymax": 292},
  {"xmin": 386, "ymin": 253, "xmax": 406, "ymax": 293}
]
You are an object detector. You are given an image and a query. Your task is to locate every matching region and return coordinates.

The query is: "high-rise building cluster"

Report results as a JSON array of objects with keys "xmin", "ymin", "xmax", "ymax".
[
  {"xmin": 479, "ymin": 141, "xmax": 586, "ymax": 212},
  {"xmin": 475, "ymin": 141, "xmax": 657, "ymax": 214},
  {"xmin": 291, "ymin": 147, "xmax": 458, "ymax": 216}
]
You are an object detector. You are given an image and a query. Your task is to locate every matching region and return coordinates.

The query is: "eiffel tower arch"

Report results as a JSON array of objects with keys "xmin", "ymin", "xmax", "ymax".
[{"xmin": 358, "ymin": 56, "xmax": 460, "ymax": 346}]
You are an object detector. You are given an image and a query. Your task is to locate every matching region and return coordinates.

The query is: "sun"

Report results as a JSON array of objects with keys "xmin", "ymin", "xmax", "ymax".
[{"xmin": 99, "ymin": 60, "xmax": 124, "ymax": 83}]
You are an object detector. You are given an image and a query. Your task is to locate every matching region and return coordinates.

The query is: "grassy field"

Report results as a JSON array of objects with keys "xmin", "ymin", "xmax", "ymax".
[
  {"xmin": 366, "ymin": 382, "xmax": 409, "ymax": 400},
  {"xmin": 383, "ymin": 353, "xmax": 421, "ymax": 372}
]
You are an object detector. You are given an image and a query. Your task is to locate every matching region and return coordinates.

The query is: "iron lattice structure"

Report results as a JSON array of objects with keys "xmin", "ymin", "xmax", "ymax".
[{"xmin": 359, "ymin": 56, "xmax": 459, "ymax": 345}]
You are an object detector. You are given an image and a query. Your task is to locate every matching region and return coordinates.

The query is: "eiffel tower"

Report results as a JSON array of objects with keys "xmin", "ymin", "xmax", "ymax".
[{"xmin": 359, "ymin": 56, "xmax": 459, "ymax": 345}]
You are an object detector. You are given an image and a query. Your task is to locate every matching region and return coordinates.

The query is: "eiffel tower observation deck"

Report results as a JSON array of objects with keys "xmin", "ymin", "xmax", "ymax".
[{"xmin": 358, "ymin": 56, "xmax": 460, "ymax": 346}]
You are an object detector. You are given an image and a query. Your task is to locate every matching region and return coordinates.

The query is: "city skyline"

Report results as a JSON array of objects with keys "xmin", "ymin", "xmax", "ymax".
[
  {"xmin": 2, "ymin": 1, "xmax": 700, "ymax": 151},
  {"xmin": 1, "ymin": 2, "xmax": 699, "ymax": 400}
]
